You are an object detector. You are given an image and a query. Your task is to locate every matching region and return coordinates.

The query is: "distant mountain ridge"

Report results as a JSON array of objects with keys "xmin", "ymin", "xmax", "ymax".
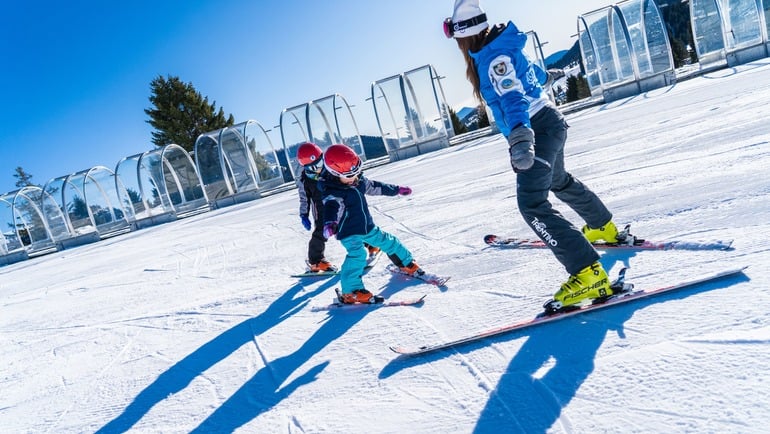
[
  {"xmin": 544, "ymin": 50, "xmax": 568, "ymax": 67},
  {"xmin": 546, "ymin": 40, "xmax": 581, "ymax": 69}
]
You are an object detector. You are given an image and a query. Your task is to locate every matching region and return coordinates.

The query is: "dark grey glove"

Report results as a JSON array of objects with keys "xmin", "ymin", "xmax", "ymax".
[{"xmin": 508, "ymin": 125, "xmax": 535, "ymax": 171}]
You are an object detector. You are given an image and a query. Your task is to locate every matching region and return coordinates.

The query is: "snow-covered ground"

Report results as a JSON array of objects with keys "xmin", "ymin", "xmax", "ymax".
[{"xmin": 2, "ymin": 61, "xmax": 770, "ymax": 433}]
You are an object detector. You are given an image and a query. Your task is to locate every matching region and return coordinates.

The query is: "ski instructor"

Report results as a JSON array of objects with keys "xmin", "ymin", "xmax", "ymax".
[{"xmin": 444, "ymin": 0, "xmax": 620, "ymax": 310}]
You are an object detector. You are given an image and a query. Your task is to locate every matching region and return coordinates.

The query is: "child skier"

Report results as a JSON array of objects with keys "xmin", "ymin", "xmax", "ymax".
[
  {"xmin": 295, "ymin": 142, "xmax": 336, "ymax": 273},
  {"xmin": 318, "ymin": 143, "xmax": 418, "ymax": 304}
]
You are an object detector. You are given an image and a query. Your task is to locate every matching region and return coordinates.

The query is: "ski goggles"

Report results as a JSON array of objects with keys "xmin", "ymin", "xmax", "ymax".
[
  {"xmin": 337, "ymin": 167, "xmax": 361, "ymax": 181},
  {"xmin": 326, "ymin": 162, "xmax": 362, "ymax": 180},
  {"xmin": 443, "ymin": 14, "xmax": 487, "ymax": 38},
  {"xmin": 304, "ymin": 162, "xmax": 322, "ymax": 177}
]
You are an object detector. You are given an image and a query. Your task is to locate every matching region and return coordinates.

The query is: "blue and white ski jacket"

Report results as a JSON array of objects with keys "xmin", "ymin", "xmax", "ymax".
[
  {"xmin": 468, "ymin": 21, "xmax": 550, "ymax": 136},
  {"xmin": 319, "ymin": 172, "xmax": 400, "ymax": 240}
]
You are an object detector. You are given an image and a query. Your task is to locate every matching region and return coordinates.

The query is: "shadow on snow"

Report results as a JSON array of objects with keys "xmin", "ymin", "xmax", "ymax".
[
  {"xmin": 96, "ymin": 276, "xmax": 361, "ymax": 433},
  {"xmin": 380, "ymin": 253, "xmax": 749, "ymax": 434}
]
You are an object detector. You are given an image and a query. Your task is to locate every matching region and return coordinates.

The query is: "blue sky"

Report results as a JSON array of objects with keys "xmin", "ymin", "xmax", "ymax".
[{"xmin": 0, "ymin": 0, "xmax": 612, "ymax": 192}]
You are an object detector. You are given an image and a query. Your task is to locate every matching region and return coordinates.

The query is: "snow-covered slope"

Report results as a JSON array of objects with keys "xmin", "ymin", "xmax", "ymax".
[{"xmin": 2, "ymin": 61, "xmax": 769, "ymax": 433}]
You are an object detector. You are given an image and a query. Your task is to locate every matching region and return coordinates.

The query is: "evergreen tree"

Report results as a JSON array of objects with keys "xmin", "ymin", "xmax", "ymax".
[
  {"xmin": 448, "ymin": 106, "xmax": 468, "ymax": 135},
  {"xmin": 576, "ymin": 75, "xmax": 591, "ymax": 100},
  {"xmin": 565, "ymin": 75, "xmax": 591, "ymax": 103},
  {"xmin": 669, "ymin": 37, "xmax": 690, "ymax": 68},
  {"xmin": 477, "ymin": 104, "xmax": 490, "ymax": 129},
  {"xmin": 13, "ymin": 166, "xmax": 35, "ymax": 188},
  {"xmin": 144, "ymin": 75, "xmax": 235, "ymax": 153},
  {"xmin": 403, "ymin": 108, "xmax": 439, "ymax": 139},
  {"xmin": 566, "ymin": 76, "xmax": 579, "ymax": 102}
]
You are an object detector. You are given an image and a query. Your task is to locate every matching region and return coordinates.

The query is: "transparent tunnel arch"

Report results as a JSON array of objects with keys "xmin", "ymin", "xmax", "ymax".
[
  {"xmin": 280, "ymin": 94, "xmax": 364, "ymax": 180},
  {"xmin": 44, "ymin": 167, "xmax": 131, "ymax": 239},
  {"xmin": 195, "ymin": 126, "xmax": 256, "ymax": 206},
  {"xmin": 195, "ymin": 121, "xmax": 287, "ymax": 207},
  {"xmin": 0, "ymin": 186, "xmax": 72, "ymax": 257},
  {"xmin": 370, "ymin": 64, "xmax": 452, "ymax": 161},
  {"xmin": 237, "ymin": 120, "xmax": 285, "ymax": 190},
  {"xmin": 578, "ymin": 0, "xmax": 675, "ymax": 102},
  {"xmin": 45, "ymin": 174, "xmax": 97, "ymax": 237},
  {"xmin": 691, "ymin": 0, "xmax": 769, "ymax": 68},
  {"xmin": 0, "ymin": 196, "xmax": 16, "ymax": 256},
  {"xmin": 116, "ymin": 143, "xmax": 208, "ymax": 226}
]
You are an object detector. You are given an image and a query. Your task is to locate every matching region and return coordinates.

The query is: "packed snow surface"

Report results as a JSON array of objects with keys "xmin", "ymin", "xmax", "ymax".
[{"xmin": 2, "ymin": 61, "xmax": 770, "ymax": 433}]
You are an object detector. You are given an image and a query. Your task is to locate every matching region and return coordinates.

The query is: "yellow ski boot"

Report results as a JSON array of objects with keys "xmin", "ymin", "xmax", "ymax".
[
  {"xmin": 552, "ymin": 262, "xmax": 613, "ymax": 308},
  {"xmin": 582, "ymin": 221, "xmax": 619, "ymax": 244}
]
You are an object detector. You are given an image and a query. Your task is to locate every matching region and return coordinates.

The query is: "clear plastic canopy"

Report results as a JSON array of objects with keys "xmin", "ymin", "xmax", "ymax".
[
  {"xmin": 195, "ymin": 126, "xmax": 254, "ymax": 201},
  {"xmin": 116, "ymin": 144, "xmax": 208, "ymax": 221},
  {"xmin": 578, "ymin": 0, "xmax": 674, "ymax": 100},
  {"xmin": 691, "ymin": 0, "xmax": 768, "ymax": 67},
  {"xmin": 44, "ymin": 166, "xmax": 131, "ymax": 238},
  {"xmin": 280, "ymin": 94, "xmax": 364, "ymax": 180},
  {"xmin": 196, "ymin": 121, "xmax": 288, "ymax": 203},
  {"xmin": 195, "ymin": 131, "xmax": 230, "ymax": 201},
  {"xmin": 370, "ymin": 64, "xmax": 452, "ymax": 160},
  {"xmin": 239, "ymin": 120, "xmax": 285, "ymax": 189},
  {"xmin": 0, "ymin": 186, "xmax": 70, "ymax": 254},
  {"xmin": 45, "ymin": 174, "xmax": 96, "ymax": 236}
]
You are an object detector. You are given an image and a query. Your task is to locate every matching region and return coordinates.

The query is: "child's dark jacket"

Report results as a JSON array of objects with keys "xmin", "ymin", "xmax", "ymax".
[{"xmin": 319, "ymin": 172, "xmax": 399, "ymax": 240}]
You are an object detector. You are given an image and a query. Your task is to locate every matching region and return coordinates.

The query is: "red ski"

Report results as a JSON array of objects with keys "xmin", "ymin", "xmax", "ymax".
[
  {"xmin": 390, "ymin": 266, "xmax": 747, "ymax": 357},
  {"xmin": 311, "ymin": 294, "xmax": 426, "ymax": 312},
  {"xmin": 484, "ymin": 224, "xmax": 732, "ymax": 251}
]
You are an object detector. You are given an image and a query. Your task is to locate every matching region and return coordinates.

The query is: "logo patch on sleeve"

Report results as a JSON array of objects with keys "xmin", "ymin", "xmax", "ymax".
[
  {"xmin": 493, "ymin": 62, "xmax": 508, "ymax": 76},
  {"xmin": 489, "ymin": 55, "xmax": 522, "ymax": 96}
]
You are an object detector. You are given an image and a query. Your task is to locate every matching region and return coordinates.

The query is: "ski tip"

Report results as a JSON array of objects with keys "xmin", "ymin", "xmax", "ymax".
[
  {"xmin": 729, "ymin": 265, "xmax": 750, "ymax": 275},
  {"xmin": 389, "ymin": 345, "xmax": 425, "ymax": 356},
  {"xmin": 432, "ymin": 277, "xmax": 450, "ymax": 287}
]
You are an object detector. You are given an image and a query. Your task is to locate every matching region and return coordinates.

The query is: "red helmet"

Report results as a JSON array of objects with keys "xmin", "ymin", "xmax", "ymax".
[
  {"xmin": 323, "ymin": 144, "xmax": 362, "ymax": 178},
  {"xmin": 296, "ymin": 142, "xmax": 323, "ymax": 166}
]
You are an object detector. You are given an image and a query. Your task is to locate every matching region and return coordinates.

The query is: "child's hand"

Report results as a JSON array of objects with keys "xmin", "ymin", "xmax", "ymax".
[
  {"xmin": 323, "ymin": 222, "xmax": 338, "ymax": 239},
  {"xmin": 300, "ymin": 215, "xmax": 312, "ymax": 231},
  {"xmin": 398, "ymin": 186, "xmax": 412, "ymax": 196}
]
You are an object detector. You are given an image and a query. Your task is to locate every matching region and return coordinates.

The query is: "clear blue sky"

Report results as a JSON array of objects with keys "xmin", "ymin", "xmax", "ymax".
[{"xmin": 0, "ymin": 0, "xmax": 612, "ymax": 192}]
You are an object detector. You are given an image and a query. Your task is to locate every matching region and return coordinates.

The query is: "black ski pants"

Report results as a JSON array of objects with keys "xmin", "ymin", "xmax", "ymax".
[{"xmin": 514, "ymin": 105, "xmax": 612, "ymax": 276}]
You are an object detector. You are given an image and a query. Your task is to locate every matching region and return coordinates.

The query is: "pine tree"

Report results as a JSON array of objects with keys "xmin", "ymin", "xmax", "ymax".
[
  {"xmin": 13, "ymin": 166, "xmax": 35, "ymax": 188},
  {"xmin": 565, "ymin": 75, "xmax": 592, "ymax": 103},
  {"xmin": 448, "ymin": 106, "xmax": 468, "ymax": 135},
  {"xmin": 476, "ymin": 104, "xmax": 490, "ymax": 128},
  {"xmin": 576, "ymin": 75, "xmax": 591, "ymax": 99},
  {"xmin": 144, "ymin": 75, "xmax": 235, "ymax": 153}
]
